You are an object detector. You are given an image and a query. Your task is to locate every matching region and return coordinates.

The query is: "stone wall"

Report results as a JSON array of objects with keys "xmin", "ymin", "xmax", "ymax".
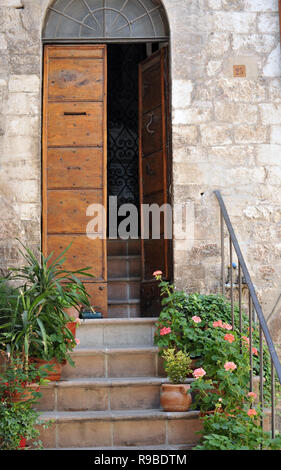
[{"xmin": 0, "ymin": 0, "xmax": 281, "ymax": 341}]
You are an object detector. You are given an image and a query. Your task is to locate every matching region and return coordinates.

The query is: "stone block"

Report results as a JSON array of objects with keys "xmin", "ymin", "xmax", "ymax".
[
  {"xmin": 263, "ymin": 45, "xmax": 281, "ymax": 78},
  {"xmin": 114, "ymin": 419, "xmax": 165, "ymax": 447},
  {"xmin": 172, "ymin": 79, "xmax": 193, "ymax": 108},
  {"xmin": 257, "ymin": 12, "xmax": 280, "ymax": 33},
  {"xmin": 173, "ymin": 104, "xmax": 212, "ymax": 125},
  {"xmin": 210, "ymin": 12, "xmax": 256, "ymax": 34},
  {"xmin": 57, "ymin": 419, "xmax": 112, "ymax": 448},
  {"xmin": 245, "ymin": 0, "xmax": 278, "ymax": 11},
  {"xmin": 200, "ymin": 123, "xmax": 232, "ymax": 145},
  {"xmin": 232, "ymin": 34, "xmax": 277, "ymax": 54},
  {"xmin": 260, "ymin": 103, "xmax": 281, "ymax": 124},
  {"xmin": 257, "ymin": 144, "xmax": 281, "ymax": 164},
  {"xmin": 234, "ymin": 125, "xmax": 268, "ymax": 144},
  {"xmin": 167, "ymin": 418, "xmax": 202, "ymax": 445},
  {"xmin": 9, "ymin": 74, "xmax": 40, "ymax": 93},
  {"xmin": 7, "ymin": 92, "xmax": 39, "ymax": 115},
  {"xmin": 215, "ymin": 102, "xmax": 258, "ymax": 124},
  {"xmin": 108, "ymin": 350, "xmax": 157, "ymax": 378}
]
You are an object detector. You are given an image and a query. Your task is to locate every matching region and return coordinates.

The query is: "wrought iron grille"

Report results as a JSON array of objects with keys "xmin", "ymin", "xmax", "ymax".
[
  {"xmin": 107, "ymin": 44, "xmax": 146, "ymax": 211},
  {"xmin": 43, "ymin": 0, "xmax": 169, "ymax": 41}
]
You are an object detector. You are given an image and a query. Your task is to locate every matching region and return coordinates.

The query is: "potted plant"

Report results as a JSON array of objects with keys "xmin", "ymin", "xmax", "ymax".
[
  {"xmin": 160, "ymin": 348, "xmax": 192, "ymax": 412},
  {"xmin": 0, "ymin": 400, "xmax": 52, "ymax": 450},
  {"xmin": 0, "ymin": 241, "xmax": 93, "ymax": 381},
  {"xmin": 0, "ymin": 355, "xmax": 49, "ymax": 404}
]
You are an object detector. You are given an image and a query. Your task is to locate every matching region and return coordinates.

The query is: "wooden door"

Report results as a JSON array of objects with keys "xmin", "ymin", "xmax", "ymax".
[
  {"xmin": 42, "ymin": 45, "xmax": 108, "ymax": 316},
  {"xmin": 139, "ymin": 47, "xmax": 172, "ymax": 317}
]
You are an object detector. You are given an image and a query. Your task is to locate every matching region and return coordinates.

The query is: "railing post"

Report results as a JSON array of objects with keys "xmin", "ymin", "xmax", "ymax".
[{"xmin": 220, "ymin": 209, "xmax": 225, "ymax": 296}]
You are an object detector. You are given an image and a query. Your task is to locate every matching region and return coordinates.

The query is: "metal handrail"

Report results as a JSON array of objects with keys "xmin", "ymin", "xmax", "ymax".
[{"xmin": 214, "ymin": 190, "xmax": 281, "ymax": 437}]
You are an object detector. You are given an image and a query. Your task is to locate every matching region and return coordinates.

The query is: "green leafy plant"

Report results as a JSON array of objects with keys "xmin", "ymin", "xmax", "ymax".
[
  {"xmin": 161, "ymin": 348, "xmax": 192, "ymax": 384},
  {"xmin": 0, "ymin": 241, "xmax": 93, "ymax": 367},
  {"xmin": 194, "ymin": 404, "xmax": 281, "ymax": 450},
  {"xmin": 0, "ymin": 401, "xmax": 52, "ymax": 450},
  {"xmin": 0, "ymin": 355, "xmax": 50, "ymax": 404}
]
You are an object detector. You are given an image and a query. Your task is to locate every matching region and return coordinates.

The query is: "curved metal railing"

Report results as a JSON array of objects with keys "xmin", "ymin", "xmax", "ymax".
[{"xmin": 214, "ymin": 190, "xmax": 281, "ymax": 438}]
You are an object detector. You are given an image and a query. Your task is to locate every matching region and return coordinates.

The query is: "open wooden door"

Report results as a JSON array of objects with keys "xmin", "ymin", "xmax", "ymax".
[
  {"xmin": 42, "ymin": 45, "xmax": 108, "ymax": 316},
  {"xmin": 139, "ymin": 47, "xmax": 172, "ymax": 317}
]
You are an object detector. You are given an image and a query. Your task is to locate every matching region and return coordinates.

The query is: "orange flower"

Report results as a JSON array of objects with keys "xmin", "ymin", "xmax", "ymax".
[
  {"xmin": 247, "ymin": 408, "xmax": 257, "ymax": 417},
  {"xmin": 224, "ymin": 361, "xmax": 237, "ymax": 371},
  {"xmin": 224, "ymin": 333, "xmax": 235, "ymax": 343},
  {"xmin": 213, "ymin": 320, "xmax": 223, "ymax": 328},
  {"xmin": 193, "ymin": 368, "xmax": 206, "ymax": 379},
  {"xmin": 247, "ymin": 392, "xmax": 257, "ymax": 400}
]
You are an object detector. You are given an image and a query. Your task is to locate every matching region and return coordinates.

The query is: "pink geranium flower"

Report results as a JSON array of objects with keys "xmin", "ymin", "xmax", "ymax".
[
  {"xmin": 224, "ymin": 361, "xmax": 237, "ymax": 371},
  {"xmin": 193, "ymin": 368, "xmax": 206, "ymax": 379},
  {"xmin": 192, "ymin": 316, "xmax": 202, "ymax": 324},
  {"xmin": 222, "ymin": 323, "xmax": 232, "ymax": 330},
  {"xmin": 247, "ymin": 392, "xmax": 257, "ymax": 400},
  {"xmin": 160, "ymin": 327, "xmax": 171, "ymax": 336},
  {"xmin": 75, "ymin": 338, "xmax": 80, "ymax": 345},
  {"xmin": 224, "ymin": 333, "xmax": 235, "ymax": 344},
  {"xmin": 252, "ymin": 347, "xmax": 258, "ymax": 356},
  {"xmin": 247, "ymin": 408, "xmax": 257, "ymax": 417},
  {"xmin": 213, "ymin": 320, "xmax": 223, "ymax": 328},
  {"xmin": 242, "ymin": 336, "xmax": 250, "ymax": 344},
  {"xmin": 153, "ymin": 270, "xmax": 163, "ymax": 277}
]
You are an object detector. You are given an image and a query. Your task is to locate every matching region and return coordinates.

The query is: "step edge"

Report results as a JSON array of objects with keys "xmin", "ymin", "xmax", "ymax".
[
  {"xmin": 41, "ymin": 377, "xmax": 195, "ymax": 388},
  {"xmin": 70, "ymin": 346, "xmax": 159, "ymax": 355},
  {"xmin": 78, "ymin": 318, "xmax": 157, "ymax": 325},
  {"xmin": 40, "ymin": 409, "xmax": 200, "ymax": 422}
]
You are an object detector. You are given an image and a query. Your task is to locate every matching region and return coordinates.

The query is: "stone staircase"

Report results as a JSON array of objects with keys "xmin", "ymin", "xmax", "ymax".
[
  {"xmin": 107, "ymin": 239, "xmax": 141, "ymax": 318},
  {"xmin": 36, "ymin": 318, "xmax": 201, "ymax": 450}
]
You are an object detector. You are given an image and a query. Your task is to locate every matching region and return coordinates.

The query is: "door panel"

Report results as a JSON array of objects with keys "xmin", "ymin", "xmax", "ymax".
[
  {"xmin": 43, "ymin": 45, "xmax": 108, "ymax": 316},
  {"xmin": 47, "ymin": 189, "xmax": 103, "ymax": 233},
  {"xmin": 47, "ymin": 102, "xmax": 103, "ymax": 147},
  {"xmin": 48, "ymin": 58, "xmax": 104, "ymax": 101},
  {"xmin": 47, "ymin": 235, "xmax": 104, "ymax": 279},
  {"xmin": 47, "ymin": 147, "xmax": 103, "ymax": 189},
  {"xmin": 139, "ymin": 47, "xmax": 172, "ymax": 317},
  {"xmin": 141, "ymin": 106, "xmax": 163, "ymax": 156}
]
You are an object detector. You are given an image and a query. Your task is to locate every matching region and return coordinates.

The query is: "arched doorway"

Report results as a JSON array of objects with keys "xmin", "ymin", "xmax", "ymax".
[{"xmin": 42, "ymin": 0, "xmax": 172, "ymax": 318}]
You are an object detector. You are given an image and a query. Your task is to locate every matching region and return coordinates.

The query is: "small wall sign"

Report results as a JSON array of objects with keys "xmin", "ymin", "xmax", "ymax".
[{"xmin": 233, "ymin": 65, "xmax": 246, "ymax": 78}]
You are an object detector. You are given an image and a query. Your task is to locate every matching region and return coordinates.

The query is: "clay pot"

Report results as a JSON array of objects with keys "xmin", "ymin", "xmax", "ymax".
[
  {"xmin": 160, "ymin": 383, "xmax": 192, "ymax": 412},
  {"xmin": 65, "ymin": 321, "xmax": 77, "ymax": 338},
  {"xmin": 11, "ymin": 382, "xmax": 40, "ymax": 403},
  {"xmin": 32, "ymin": 358, "xmax": 62, "ymax": 381}
]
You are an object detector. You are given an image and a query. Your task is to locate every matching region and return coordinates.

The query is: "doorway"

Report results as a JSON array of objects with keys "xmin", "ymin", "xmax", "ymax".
[{"xmin": 42, "ymin": 42, "xmax": 172, "ymax": 318}]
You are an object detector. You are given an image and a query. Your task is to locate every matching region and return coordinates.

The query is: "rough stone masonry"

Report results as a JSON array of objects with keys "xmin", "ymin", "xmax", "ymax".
[{"xmin": 1, "ymin": 0, "xmax": 281, "ymax": 348}]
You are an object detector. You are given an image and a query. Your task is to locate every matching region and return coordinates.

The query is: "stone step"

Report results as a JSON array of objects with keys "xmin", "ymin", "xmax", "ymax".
[
  {"xmin": 76, "ymin": 318, "xmax": 157, "ymax": 348},
  {"xmin": 107, "ymin": 239, "xmax": 141, "ymax": 256},
  {"xmin": 38, "ymin": 409, "xmax": 202, "ymax": 449},
  {"xmin": 108, "ymin": 299, "xmax": 141, "ymax": 318},
  {"xmin": 61, "ymin": 346, "xmax": 164, "ymax": 379},
  {"xmin": 36, "ymin": 377, "xmax": 194, "ymax": 413},
  {"xmin": 108, "ymin": 277, "xmax": 140, "ymax": 301},
  {"xmin": 107, "ymin": 255, "xmax": 141, "ymax": 279}
]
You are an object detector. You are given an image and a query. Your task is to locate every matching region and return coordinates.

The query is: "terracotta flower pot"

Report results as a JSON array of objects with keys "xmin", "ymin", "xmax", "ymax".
[
  {"xmin": 160, "ymin": 383, "xmax": 192, "ymax": 412},
  {"xmin": 65, "ymin": 321, "xmax": 77, "ymax": 338},
  {"xmin": 11, "ymin": 382, "xmax": 40, "ymax": 403},
  {"xmin": 32, "ymin": 358, "xmax": 62, "ymax": 381}
]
